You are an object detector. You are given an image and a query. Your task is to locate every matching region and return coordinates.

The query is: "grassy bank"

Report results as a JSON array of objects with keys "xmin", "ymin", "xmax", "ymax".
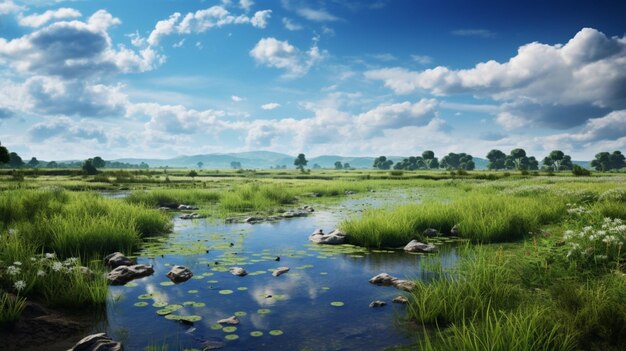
[{"xmin": 0, "ymin": 189, "xmax": 171, "ymax": 317}]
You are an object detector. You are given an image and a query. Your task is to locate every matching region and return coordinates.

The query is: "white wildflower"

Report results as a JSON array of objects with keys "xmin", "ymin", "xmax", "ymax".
[
  {"xmin": 37, "ymin": 270, "xmax": 46, "ymax": 277},
  {"xmin": 13, "ymin": 261, "xmax": 22, "ymax": 266},
  {"xmin": 45, "ymin": 253, "xmax": 56, "ymax": 259},
  {"xmin": 6, "ymin": 265, "xmax": 20, "ymax": 276},
  {"xmin": 52, "ymin": 262, "xmax": 63, "ymax": 272},
  {"xmin": 13, "ymin": 280, "xmax": 26, "ymax": 291}
]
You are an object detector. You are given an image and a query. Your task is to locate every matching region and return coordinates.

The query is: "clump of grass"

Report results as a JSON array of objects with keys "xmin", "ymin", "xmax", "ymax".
[
  {"xmin": 0, "ymin": 292, "xmax": 27, "ymax": 327},
  {"xmin": 408, "ymin": 248, "xmax": 522, "ymax": 325},
  {"xmin": 126, "ymin": 189, "xmax": 220, "ymax": 207},
  {"xmin": 219, "ymin": 183, "xmax": 296, "ymax": 213},
  {"xmin": 342, "ymin": 194, "xmax": 567, "ymax": 247},
  {"xmin": 420, "ymin": 306, "xmax": 576, "ymax": 351}
]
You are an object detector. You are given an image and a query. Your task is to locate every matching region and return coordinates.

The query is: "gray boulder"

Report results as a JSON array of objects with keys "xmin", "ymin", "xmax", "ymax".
[
  {"xmin": 103, "ymin": 252, "xmax": 132, "ymax": 269},
  {"xmin": 166, "ymin": 265, "xmax": 193, "ymax": 283},
  {"xmin": 272, "ymin": 267, "xmax": 290, "ymax": 277},
  {"xmin": 368, "ymin": 273, "xmax": 417, "ymax": 292},
  {"xmin": 68, "ymin": 332, "xmax": 123, "ymax": 351},
  {"xmin": 229, "ymin": 267, "xmax": 247, "ymax": 277},
  {"xmin": 403, "ymin": 240, "xmax": 437, "ymax": 253},
  {"xmin": 107, "ymin": 264, "xmax": 154, "ymax": 285},
  {"xmin": 178, "ymin": 204, "xmax": 199, "ymax": 210},
  {"xmin": 309, "ymin": 228, "xmax": 346, "ymax": 245}
]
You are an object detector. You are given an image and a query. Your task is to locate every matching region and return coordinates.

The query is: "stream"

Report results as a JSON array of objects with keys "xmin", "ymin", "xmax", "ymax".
[{"xmin": 102, "ymin": 192, "xmax": 459, "ymax": 350}]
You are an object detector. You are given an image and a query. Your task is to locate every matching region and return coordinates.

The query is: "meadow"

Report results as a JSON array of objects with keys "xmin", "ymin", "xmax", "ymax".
[{"xmin": 0, "ymin": 168, "xmax": 625, "ymax": 350}]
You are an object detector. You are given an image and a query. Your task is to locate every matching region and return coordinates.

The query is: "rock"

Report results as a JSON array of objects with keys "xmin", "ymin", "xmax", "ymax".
[
  {"xmin": 107, "ymin": 264, "xmax": 154, "ymax": 285},
  {"xmin": 166, "ymin": 265, "xmax": 193, "ymax": 283},
  {"xmin": 451, "ymin": 225, "xmax": 460, "ymax": 236},
  {"xmin": 244, "ymin": 216, "xmax": 258, "ymax": 223},
  {"xmin": 68, "ymin": 332, "xmax": 123, "ymax": 351},
  {"xmin": 369, "ymin": 300, "xmax": 387, "ymax": 308},
  {"xmin": 103, "ymin": 252, "xmax": 132, "ymax": 269},
  {"xmin": 393, "ymin": 296, "xmax": 409, "ymax": 304},
  {"xmin": 272, "ymin": 267, "xmax": 290, "ymax": 277},
  {"xmin": 403, "ymin": 240, "xmax": 437, "ymax": 253},
  {"xmin": 225, "ymin": 217, "xmax": 235, "ymax": 223},
  {"xmin": 178, "ymin": 204, "xmax": 199, "ymax": 210},
  {"xmin": 309, "ymin": 228, "xmax": 346, "ymax": 245},
  {"xmin": 180, "ymin": 213, "xmax": 205, "ymax": 220},
  {"xmin": 368, "ymin": 273, "xmax": 416, "ymax": 292},
  {"xmin": 423, "ymin": 228, "xmax": 439, "ymax": 237},
  {"xmin": 217, "ymin": 316, "xmax": 240, "ymax": 325},
  {"xmin": 300, "ymin": 205, "xmax": 315, "ymax": 212},
  {"xmin": 274, "ymin": 256, "xmax": 280, "ymax": 261},
  {"xmin": 229, "ymin": 267, "xmax": 247, "ymax": 277},
  {"xmin": 345, "ymin": 190, "xmax": 355, "ymax": 195},
  {"xmin": 392, "ymin": 280, "xmax": 417, "ymax": 292},
  {"xmin": 368, "ymin": 273, "xmax": 397, "ymax": 286}
]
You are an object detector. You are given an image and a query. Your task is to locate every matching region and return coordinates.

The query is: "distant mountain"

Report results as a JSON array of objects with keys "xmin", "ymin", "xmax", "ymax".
[{"xmin": 113, "ymin": 152, "xmax": 493, "ymax": 170}]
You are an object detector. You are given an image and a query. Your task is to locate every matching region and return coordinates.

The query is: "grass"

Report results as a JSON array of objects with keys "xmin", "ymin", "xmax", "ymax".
[
  {"xmin": 342, "ymin": 193, "xmax": 567, "ymax": 247},
  {"xmin": 0, "ymin": 292, "xmax": 27, "ymax": 327}
]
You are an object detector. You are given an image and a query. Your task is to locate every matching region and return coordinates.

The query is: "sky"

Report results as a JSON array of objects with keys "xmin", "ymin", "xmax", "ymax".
[{"xmin": 0, "ymin": 0, "xmax": 625, "ymax": 161}]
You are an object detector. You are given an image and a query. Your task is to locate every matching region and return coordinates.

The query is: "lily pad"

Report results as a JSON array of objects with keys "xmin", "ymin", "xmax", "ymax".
[
  {"xmin": 219, "ymin": 290, "xmax": 233, "ymax": 295},
  {"xmin": 330, "ymin": 301, "xmax": 345, "ymax": 307},
  {"xmin": 210, "ymin": 323, "xmax": 223, "ymax": 330},
  {"xmin": 188, "ymin": 289, "xmax": 199, "ymax": 294},
  {"xmin": 152, "ymin": 302, "xmax": 168, "ymax": 308},
  {"xmin": 237, "ymin": 287, "xmax": 248, "ymax": 291},
  {"xmin": 160, "ymin": 281, "xmax": 175, "ymax": 286},
  {"xmin": 124, "ymin": 282, "xmax": 138, "ymax": 287},
  {"xmin": 234, "ymin": 311, "xmax": 247, "ymax": 317},
  {"xmin": 257, "ymin": 308, "xmax": 271, "ymax": 314},
  {"xmin": 250, "ymin": 331, "xmax": 263, "ymax": 337},
  {"xmin": 223, "ymin": 326, "xmax": 237, "ymax": 333},
  {"xmin": 269, "ymin": 330, "xmax": 284, "ymax": 336},
  {"xmin": 179, "ymin": 315, "xmax": 202, "ymax": 323},
  {"xmin": 192, "ymin": 302, "xmax": 205, "ymax": 307},
  {"xmin": 138, "ymin": 293, "xmax": 154, "ymax": 299},
  {"xmin": 224, "ymin": 334, "xmax": 239, "ymax": 341},
  {"xmin": 134, "ymin": 302, "xmax": 148, "ymax": 307}
]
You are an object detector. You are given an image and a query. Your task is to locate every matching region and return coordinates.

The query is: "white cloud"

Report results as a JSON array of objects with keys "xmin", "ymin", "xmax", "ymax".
[
  {"xmin": 0, "ymin": 1, "xmax": 24, "ymax": 15},
  {"xmin": 18, "ymin": 8, "xmax": 82, "ymax": 27},
  {"xmin": 366, "ymin": 28, "xmax": 626, "ymax": 129},
  {"xmin": 240, "ymin": 0, "xmax": 254, "ymax": 11},
  {"xmin": 29, "ymin": 116, "xmax": 108, "ymax": 143},
  {"xmin": 147, "ymin": 6, "xmax": 271, "ymax": 46},
  {"xmin": 354, "ymin": 99, "xmax": 438, "ymax": 137},
  {"xmin": 231, "ymin": 95, "xmax": 243, "ymax": 102},
  {"xmin": 282, "ymin": 17, "xmax": 302, "ymax": 31},
  {"xmin": 250, "ymin": 37, "xmax": 325, "ymax": 77},
  {"xmin": 261, "ymin": 102, "xmax": 280, "ymax": 110},
  {"xmin": 296, "ymin": 7, "xmax": 339, "ymax": 22}
]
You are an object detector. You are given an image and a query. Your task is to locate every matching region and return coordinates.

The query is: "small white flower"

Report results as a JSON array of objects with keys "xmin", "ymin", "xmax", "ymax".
[
  {"xmin": 30, "ymin": 257, "xmax": 37, "ymax": 262},
  {"xmin": 13, "ymin": 261, "xmax": 22, "ymax": 266},
  {"xmin": 37, "ymin": 270, "xmax": 46, "ymax": 277},
  {"xmin": 8, "ymin": 228, "xmax": 17, "ymax": 235},
  {"xmin": 52, "ymin": 262, "xmax": 63, "ymax": 272},
  {"xmin": 14, "ymin": 280, "xmax": 26, "ymax": 291},
  {"xmin": 45, "ymin": 253, "xmax": 56, "ymax": 259},
  {"xmin": 6, "ymin": 266, "xmax": 20, "ymax": 276}
]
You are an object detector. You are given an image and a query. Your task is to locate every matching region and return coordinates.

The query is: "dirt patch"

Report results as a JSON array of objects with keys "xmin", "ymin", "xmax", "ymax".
[{"xmin": 1, "ymin": 300, "xmax": 101, "ymax": 351}]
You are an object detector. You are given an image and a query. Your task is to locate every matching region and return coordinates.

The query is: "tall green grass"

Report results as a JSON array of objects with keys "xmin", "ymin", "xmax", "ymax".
[
  {"xmin": 126, "ymin": 188, "xmax": 220, "ymax": 207},
  {"xmin": 219, "ymin": 183, "xmax": 296, "ymax": 213},
  {"xmin": 342, "ymin": 194, "xmax": 567, "ymax": 247},
  {"xmin": 0, "ymin": 292, "xmax": 27, "ymax": 327}
]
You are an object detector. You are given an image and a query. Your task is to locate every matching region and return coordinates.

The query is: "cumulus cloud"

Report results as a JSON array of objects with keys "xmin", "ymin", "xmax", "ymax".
[
  {"xmin": 147, "ymin": 6, "xmax": 271, "ymax": 46},
  {"xmin": 366, "ymin": 28, "xmax": 626, "ymax": 129},
  {"xmin": 29, "ymin": 116, "xmax": 108, "ymax": 143},
  {"xmin": 0, "ymin": 1, "xmax": 23, "ymax": 15},
  {"xmin": 231, "ymin": 95, "xmax": 243, "ymax": 102},
  {"xmin": 354, "ymin": 99, "xmax": 438, "ymax": 137},
  {"xmin": 240, "ymin": 0, "xmax": 254, "ymax": 11},
  {"xmin": 18, "ymin": 8, "xmax": 82, "ymax": 27},
  {"xmin": 0, "ymin": 10, "xmax": 163, "ymax": 79},
  {"xmin": 130, "ymin": 103, "xmax": 227, "ymax": 135},
  {"xmin": 261, "ymin": 102, "xmax": 280, "ymax": 110},
  {"xmin": 0, "ymin": 107, "xmax": 14, "ymax": 120},
  {"xmin": 411, "ymin": 54, "xmax": 432, "ymax": 65},
  {"xmin": 250, "ymin": 37, "xmax": 325, "ymax": 77}
]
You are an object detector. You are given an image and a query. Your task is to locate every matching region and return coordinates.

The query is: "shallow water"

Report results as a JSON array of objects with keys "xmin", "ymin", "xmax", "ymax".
[{"xmin": 103, "ymin": 195, "xmax": 458, "ymax": 350}]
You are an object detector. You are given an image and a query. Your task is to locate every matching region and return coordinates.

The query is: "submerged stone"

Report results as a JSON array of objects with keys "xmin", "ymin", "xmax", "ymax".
[
  {"xmin": 217, "ymin": 316, "xmax": 240, "ymax": 325},
  {"xmin": 229, "ymin": 267, "xmax": 248, "ymax": 277},
  {"xmin": 272, "ymin": 267, "xmax": 290, "ymax": 277},
  {"xmin": 369, "ymin": 300, "xmax": 387, "ymax": 308},
  {"xmin": 392, "ymin": 296, "xmax": 409, "ymax": 304},
  {"xmin": 422, "ymin": 228, "xmax": 439, "ymax": 237},
  {"xmin": 309, "ymin": 228, "xmax": 347, "ymax": 245},
  {"xmin": 368, "ymin": 273, "xmax": 416, "ymax": 292}
]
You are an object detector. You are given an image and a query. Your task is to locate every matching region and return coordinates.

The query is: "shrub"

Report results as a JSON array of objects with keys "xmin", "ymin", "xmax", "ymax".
[{"xmin": 572, "ymin": 165, "xmax": 592, "ymax": 176}]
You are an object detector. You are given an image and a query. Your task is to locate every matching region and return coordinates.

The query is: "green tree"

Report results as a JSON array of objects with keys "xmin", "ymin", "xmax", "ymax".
[
  {"xmin": 343, "ymin": 162, "xmax": 351, "ymax": 169},
  {"xmin": 47, "ymin": 161, "xmax": 58, "ymax": 168},
  {"xmin": 27, "ymin": 157, "xmax": 39, "ymax": 168},
  {"xmin": 230, "ymin": 161, "xmax": 242, "ymax": 169},
  {"xmin": 294, "ymin": 153, "xmax": 308, "ymax": 172},
  {"xmin": 422, "ymin": 150, "xmax": 438, "ymax": 169},
  {"xmin": 509, "ymin": 148, "xmax": 528, "ymax": 170},
  {"xmin": 591, "ymin": 152, "xmax": 611, "ymax": 171},
  {"xmin": 334, "ymin": 161, "xmax": 343, "ymax": 169},
  {"xmin": 197, "ymin": 161, "xmax": 203, "ymax": 169},
  {"xmin": 543, "ymin": 150, "xmax": 569, "ymax": 171},
  {"xmin": 527, "ymin": 156, "xmax": 539, "ymax": 171},
  {"xmin": 610, "ymin": 151, "xmax": 625, "ymax": 170},
  {"xmin": 486, "ymin": 149, "xmax": 506, "ymax": 170},
  {"xmin": 82, "ymin": 159, "xmax": 98, "ymax": 175},
  {"xmin": 0, "ymin": 141, "xmax": 9, "ymax": 165},
  {"xmin": 373, "ymin": 156, "xmax": 393, "ymax": 170},
  {"xmin": 92, "ymin": 156, "xmax": 106, "ymax": 168},
  {"xmin": 8, "ymin": 152, "xmax": 24, "ymax": 168},
  {"xmin": 187, "ymin": 170, "xmax": 198, "ymax": 179}
]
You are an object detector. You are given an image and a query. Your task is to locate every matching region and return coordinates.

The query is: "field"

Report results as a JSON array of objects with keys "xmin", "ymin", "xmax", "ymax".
[{"xmin": 1, "ymin": 168, "xmax": 625, "ymax": 350}]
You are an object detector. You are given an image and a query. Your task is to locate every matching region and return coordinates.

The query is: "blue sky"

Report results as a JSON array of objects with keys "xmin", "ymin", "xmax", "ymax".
[{"xmin": 0, "ymin": 0, "xmax": 625, "ymax": 161}]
